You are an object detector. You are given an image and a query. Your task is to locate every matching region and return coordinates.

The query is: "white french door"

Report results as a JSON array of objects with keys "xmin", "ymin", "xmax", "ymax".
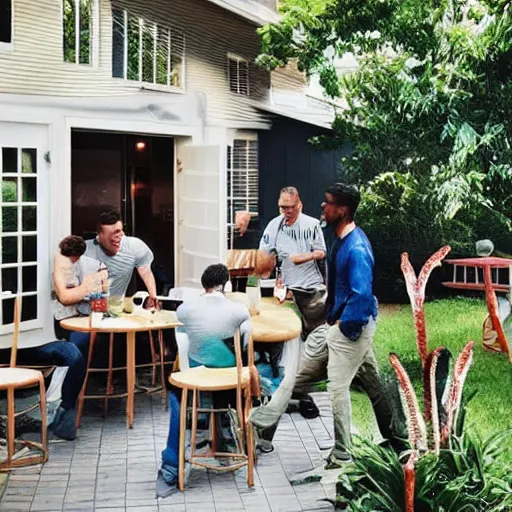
[
  {"xmin": 177, "ymin": 144, "xmax": 227, "ymax": 288},
  {"xmin": 0, "ymin": 122, "xmax": 50, "ymax": 340}
]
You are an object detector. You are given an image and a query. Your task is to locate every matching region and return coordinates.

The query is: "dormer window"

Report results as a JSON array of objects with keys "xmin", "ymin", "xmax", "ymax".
[
  {"xmin": 228, "ymin": 55, "xmax": 249, "ymax": 95},
  {"xmin": 63, "ymin": 0, "xmax": 94, "ymax": 64},
  {"xmin": 0, "ymin": 0, "xmax": 12, "ymax": 47}
]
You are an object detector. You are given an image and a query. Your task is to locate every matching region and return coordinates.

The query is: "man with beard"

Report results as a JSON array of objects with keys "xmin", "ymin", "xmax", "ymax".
[{"xmin": 321, "ymin": 182, "xmax": 382, "ymax": 467}]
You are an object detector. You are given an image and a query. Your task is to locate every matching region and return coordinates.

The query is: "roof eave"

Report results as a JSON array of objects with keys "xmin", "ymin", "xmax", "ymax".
[{"xmin": 206, "ymin": 0, "xmax": 281, "ymax": 26}]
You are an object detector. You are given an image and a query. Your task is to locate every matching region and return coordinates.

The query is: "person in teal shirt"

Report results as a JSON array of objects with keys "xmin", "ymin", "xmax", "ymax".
[{"xmin": 156, "ymin": 264, "xmax": 251, "ymax": 497}]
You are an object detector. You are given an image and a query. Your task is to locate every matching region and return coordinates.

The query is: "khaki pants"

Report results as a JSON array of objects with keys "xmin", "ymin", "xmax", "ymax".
[{"xmin": 327, "ymin": 319, "xmax": 377, "ymax": 459}]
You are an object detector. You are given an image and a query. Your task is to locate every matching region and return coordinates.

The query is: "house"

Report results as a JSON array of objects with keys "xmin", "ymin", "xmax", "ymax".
[{"xmin": 0, "ymin": 0, "xmax": 341, "ymax": 344}]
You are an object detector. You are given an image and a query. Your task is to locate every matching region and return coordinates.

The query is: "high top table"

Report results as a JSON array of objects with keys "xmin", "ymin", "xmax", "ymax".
[
  {"xmin": 61, "ymin": 310, "xmax": 182, "ymax": 428},
  {"xmin": 250, "ymin": 297, "xmax": 302, "ymax": 343}
]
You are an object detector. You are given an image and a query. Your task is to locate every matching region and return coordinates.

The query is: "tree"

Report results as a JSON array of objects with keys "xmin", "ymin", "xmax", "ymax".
[{"xmin": 258, "ymin": 0, "xmax": 512, "ymax": 299}]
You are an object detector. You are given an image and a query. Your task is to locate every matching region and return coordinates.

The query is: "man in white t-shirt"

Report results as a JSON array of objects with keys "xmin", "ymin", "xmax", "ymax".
[
  {"xmin": 259, "ymin": 186, "xmax": 327, "ymax": 335},
  {"xmin": 251, "ymin": 187, "xmax": 327, "ymax": 444},
  {"xmin": 85, "ymin": 207, "xmax": 158, "ymax": 307}
]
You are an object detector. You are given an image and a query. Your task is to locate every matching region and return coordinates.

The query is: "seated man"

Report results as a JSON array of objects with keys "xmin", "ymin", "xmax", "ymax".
[
  {"xmin": 0, "ymin": 324, "xmax": 87, "ymax": 441},
  {"xmin": 156, "ymin": 264, "xmax": 251, "ymax": 497},
  {"xmin": 52, "ymin": 235, "xmax": 108, "ymax": 357}
]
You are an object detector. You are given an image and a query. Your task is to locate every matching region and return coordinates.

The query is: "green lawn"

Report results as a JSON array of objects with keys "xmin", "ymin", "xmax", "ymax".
[{"xmin": 350, "ymin": 298, "xmax": 512, "ymax": 445}]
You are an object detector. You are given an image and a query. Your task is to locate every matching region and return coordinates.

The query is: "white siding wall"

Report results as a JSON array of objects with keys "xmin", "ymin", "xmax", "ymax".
[
  {"xmin": 0, "ymin": 0, "xmax": 272, "ymax": 127},
  {"xmin": 271, "ymin": 62, "xmax": 307, "ymax": 108}
]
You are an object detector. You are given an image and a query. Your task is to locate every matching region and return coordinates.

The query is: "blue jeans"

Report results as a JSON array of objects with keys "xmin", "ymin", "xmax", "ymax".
[
  {"xmin": 1, "ymin": 341, "xmax": 86, "ymax": 410},
  {"xmin": 160, "ymin": 390, "xmax": 238, "ymax": 485},
  {"xmin": 69, "ymin": 331, "xmax": 90, "ymax": 360},
  {"xmin": 161, "ymin": 392, "xmax": 181, "ymax": 484}
]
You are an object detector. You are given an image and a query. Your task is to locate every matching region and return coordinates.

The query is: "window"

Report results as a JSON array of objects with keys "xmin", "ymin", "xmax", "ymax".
[
  {"xmin": 112, "ymin": 9, "xmax": 185, "ymax": 89},
  {"xmin": 227, "ymin": 138, "xmax": 259, "ymax": 248},
  {"xmin": 228, "ymin": 55, "xmax": 249, "ymax": 95},
  {"xmin": 0, "ymin": 0, "xmax": 12, "ymax": 46},
  {"xmin": 63, "ymin": 0, "xmax": 93, "ymax": 64},
  {"xmin": 1, "ymin": 147, "xmax": 39, "ymax": 326}
]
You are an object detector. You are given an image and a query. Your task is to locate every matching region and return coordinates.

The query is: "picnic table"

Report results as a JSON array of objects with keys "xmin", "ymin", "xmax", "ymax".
[{"xmin": 443, "ymin": 256, "xmax": 511, "ymax": 360}]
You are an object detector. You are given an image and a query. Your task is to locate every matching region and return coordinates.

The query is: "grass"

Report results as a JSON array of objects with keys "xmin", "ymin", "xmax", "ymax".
[{"xmin": 350, "ymin": 297, "xmax": 512, "ymax": 447}]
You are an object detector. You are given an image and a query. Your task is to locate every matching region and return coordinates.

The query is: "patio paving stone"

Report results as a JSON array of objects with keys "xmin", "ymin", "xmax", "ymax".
[{"xmin": 1, "ymin": 393, "xmax": 336, "ymax": 511}]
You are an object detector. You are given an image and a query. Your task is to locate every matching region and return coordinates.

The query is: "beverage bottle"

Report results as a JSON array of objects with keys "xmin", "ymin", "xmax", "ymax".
[{"xmin": 273, "ymin": 267, "xmax": 287, "ymax": 303}]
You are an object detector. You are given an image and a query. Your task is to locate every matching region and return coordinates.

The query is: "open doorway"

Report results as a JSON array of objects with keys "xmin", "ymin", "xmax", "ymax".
[{"xmin": 71, "ymin": 130, "xmax": 175, "ymax": 294}]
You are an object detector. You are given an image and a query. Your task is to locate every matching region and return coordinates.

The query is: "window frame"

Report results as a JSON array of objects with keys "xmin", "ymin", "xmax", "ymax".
[
  {"xmin": 0, "ymin": 0, "xmax": 13, "ymax": 52},
  {"xmin": 111, "ymin": 8, "xmax": 186, "ymax": 92},
  {"xmin": 227, "ymin": 53, "xmax": 250, "ymax": 96},
  {"xmin": 227, "ymin": 133, "xmax": 259, "ymax": 249},
  {"xmin": 0, "ymin": 147, "xmax": 42, "ymax": 334},
  {"xmin": 62, "ymin": 0, "xmax": 98, "ymax": 66}
]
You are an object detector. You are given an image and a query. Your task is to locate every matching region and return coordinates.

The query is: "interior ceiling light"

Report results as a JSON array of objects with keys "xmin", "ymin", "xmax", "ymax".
[{"xmin": 135, "ymin": 140, "xmax": 146, "ymax": 151}]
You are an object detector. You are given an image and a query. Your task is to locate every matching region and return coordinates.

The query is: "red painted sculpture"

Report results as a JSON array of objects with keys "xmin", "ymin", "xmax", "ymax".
[{"xmin": 443, "ymin": 254, "xmax": 511, "ymax": 360}]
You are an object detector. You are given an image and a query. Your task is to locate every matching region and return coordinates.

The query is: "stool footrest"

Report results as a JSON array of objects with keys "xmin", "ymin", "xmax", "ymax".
[
  {"xmin": 189, "ymin": 459, "xmax": 248, "ymax": 472},
  {"xmin": 195, "ymin": 407, "xmax": 230, "ymax": 413}
]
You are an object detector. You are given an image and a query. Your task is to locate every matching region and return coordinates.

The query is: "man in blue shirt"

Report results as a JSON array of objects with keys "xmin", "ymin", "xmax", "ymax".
[{"xmin": 322, "ymin": 183, "xmax": 380, "ymax": 466}]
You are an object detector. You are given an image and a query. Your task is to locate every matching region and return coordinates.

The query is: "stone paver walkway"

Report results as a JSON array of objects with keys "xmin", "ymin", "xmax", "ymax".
[{"xmin": 1, "ymin": 393, "xmax": 336, "ymax": 512}]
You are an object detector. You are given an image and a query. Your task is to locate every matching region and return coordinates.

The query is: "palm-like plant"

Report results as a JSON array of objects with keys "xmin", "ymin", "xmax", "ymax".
[{"xmin": 334, "ymin": 247, "xmax": 512, "ymax": 511}]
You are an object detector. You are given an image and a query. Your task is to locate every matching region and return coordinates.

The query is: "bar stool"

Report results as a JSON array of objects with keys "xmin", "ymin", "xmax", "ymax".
[
  {"xmin": 0, "ymin": 296, "xmax": 48, "ymax": 470},
  {"xmin": 169, "ymin": 330, "xmax": 259, "ymax": 491}
]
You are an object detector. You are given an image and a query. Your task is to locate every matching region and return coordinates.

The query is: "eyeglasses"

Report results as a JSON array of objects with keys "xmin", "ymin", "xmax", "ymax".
[
  {"xmin": 279, "ymin": 204, "xmax": 298, "ymax": 211},
  {"xmin": 322, "ymin": 200, "xmax": 339, "ymax": 206}
]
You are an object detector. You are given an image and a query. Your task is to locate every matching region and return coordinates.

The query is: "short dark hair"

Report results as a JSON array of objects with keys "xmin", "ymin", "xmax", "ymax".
[
  {"xmin": 59, "ymin": 235, "xmax": 86, "ymax": 258},
  {"xmin": 98, "ymin": 207, "xmax": 122, "ymax": 231},
  {"xmin": 325, "ymin": 183, "xmax": 361, "ymax": 218},
  {"xmin": 201, "ymin": 264, "xmax": 230, "ymax": 290}
]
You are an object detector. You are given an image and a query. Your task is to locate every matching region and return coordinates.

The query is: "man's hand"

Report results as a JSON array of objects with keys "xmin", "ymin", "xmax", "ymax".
[
  {"xmin": 145, "ymin": 296, "xmax": 161, "ymax": 310},
  {"xmin": 82, "ymin": 271, "xmax": 107, "ymax": 293},
  {"xmin": 312, "ymin": 250, "xmax": 325, "ymax": 261}
]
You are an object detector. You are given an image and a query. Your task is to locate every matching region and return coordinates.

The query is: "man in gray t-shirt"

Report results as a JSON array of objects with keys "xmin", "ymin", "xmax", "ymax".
[
  {"xmin": 259, "ymin": 187, "xmax": 327, "ymax": 335},
  {"xmin": 85, "ymin": 207, "xmax": 158, "ymax": 305}
]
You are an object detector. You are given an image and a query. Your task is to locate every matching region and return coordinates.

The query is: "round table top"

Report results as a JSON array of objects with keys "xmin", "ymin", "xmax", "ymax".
[
  {"xmin": 250, "ymin": 298, "xmax": 301, "ymax": 343},
  {"xmin": 60, "ymin": 310, "xmax": 181, "ymax": 333}
]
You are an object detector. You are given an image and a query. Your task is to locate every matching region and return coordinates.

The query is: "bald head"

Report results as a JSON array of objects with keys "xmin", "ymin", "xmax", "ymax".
[{"xmin": 279, "ymin": 186, "xmax": 302, "ymax": 225}]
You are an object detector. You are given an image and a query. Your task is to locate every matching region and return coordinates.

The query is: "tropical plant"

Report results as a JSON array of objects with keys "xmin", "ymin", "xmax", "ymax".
[
  {"xmin": 335, "ymin": 430, "xmax": 512, "ymax": 511},
  {"xmin": 333, "ymin": 247, "xmax": 512, "ymax": 511}
]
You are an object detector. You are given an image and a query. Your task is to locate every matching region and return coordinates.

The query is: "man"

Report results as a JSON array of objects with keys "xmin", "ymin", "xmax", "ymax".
[
  {"xmin": 0, "ymin": 297, "xmax": 86, "ymax": 441},
  {"xmin": 249, "ymin": 187, "xmax": 326, "ymax": 434},
  {"xmin": 259, "ymin": 187, "xmax": 327, "ymax": 336},
  {"xmin": 85, "ymin": 207, "xmax": 158, "ymax": 307},
  {"xmin": 156, "ymin": 264, "xmax": 251, "ymax": 497},
  {"xmin": 322, "ymin": 182, "xmax": 380, "ymax": 467}
]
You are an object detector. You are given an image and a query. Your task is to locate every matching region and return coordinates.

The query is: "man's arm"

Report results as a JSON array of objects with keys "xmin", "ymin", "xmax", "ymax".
[
  {"xmin": 339, "ymin": 245, "xmax": 374, "ymax": 340},
  {"xmin": 137, "ymin": 265, "xmax": 158, "ymax": 302},
  {"xmin": 53, "ymin": 255, "xmax": 107, "ymax": 305},
  {"xmin": 290, "ymin": 223, "xmax": 326, "ymax": 265},
  {"xmin": 290, "ymin": 250, "xmax": 325, "ymax": 265},
  {"xmin": 131, "ymin": 237, "xmax": 158, "ymax": 307}
]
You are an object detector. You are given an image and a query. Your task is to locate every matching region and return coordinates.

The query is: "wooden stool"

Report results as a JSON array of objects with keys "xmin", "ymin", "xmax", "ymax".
[
  {"xmin": 0, "ymin": 297, "xmax": 48, "ymax": 471},
  {"xmin": 169, "ymin": 330, "xmax": 258, "ymax": 491},
  {"xmin": 76, "ymin": 329, "xmax": 173, "ymax": 428}
]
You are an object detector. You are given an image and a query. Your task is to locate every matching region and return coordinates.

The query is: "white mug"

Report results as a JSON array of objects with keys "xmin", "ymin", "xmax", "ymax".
[{"xmin": 132, "ymin": 291, "xmax": 149, "ymax": 312}]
